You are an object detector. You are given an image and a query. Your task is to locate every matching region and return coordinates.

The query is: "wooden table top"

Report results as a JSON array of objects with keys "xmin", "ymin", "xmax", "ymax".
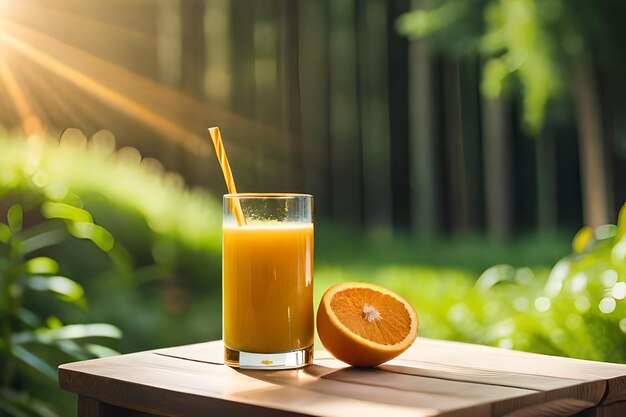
[{"xmin": 58, "ymin": 338, "xmax": 626, "ymax": 417}]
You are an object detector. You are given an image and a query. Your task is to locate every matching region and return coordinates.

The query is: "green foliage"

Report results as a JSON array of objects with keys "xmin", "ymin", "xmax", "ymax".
[
  {"xmin": 0, "ymin": 129, "xmax": 221, "ymax": 252},
  {"xmin": 0, "ymin": 130, "xmax": 223, "ymax": 353},
  {"xmin": 396, "ymin": 0, "xmax": 562, "ymax": 133},
  {"xmin": 0, "ymin": 129, "xmax": 224, "ymax": 415},
  {"xmin": 316, "ymin": 206, "xmax": 626, "ymax": 363},
  {"xmin": 396, "ymin": 0, "xmax": 484, "ymax": 56},
  {"xmin": 396, "ymin": 0, "xmax": 626, "ymax": 134},
  {"xmin": 3, "ymin": 126, "xmax": 624, "ymax": 415},
  {"xmin": 0, "ymin": 202, "xmax": 121, "ymax": 417},
  {"xmin": 481, "ymin": 0, "xmax": 560, "ymax": 131}
]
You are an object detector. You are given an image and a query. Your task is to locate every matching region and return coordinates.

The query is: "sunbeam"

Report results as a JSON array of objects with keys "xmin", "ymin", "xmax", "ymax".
[
  {"xmin": 0, "ymin": 25, "xmax": 211, "ymax": 154},
  {"xmin": 0, "ymin": 4, "xmax": 282, "ymax": 159},
  {"xmin": 14, "ymin": 53, "xmax": 86, "ymax": 131},
  {"xmin": 0, "ymin": 0, "xmax": 295, "ymax": 188},
  {"xmin": 0, "ymin": 56, "xmax": 42, "ymax": 135}
]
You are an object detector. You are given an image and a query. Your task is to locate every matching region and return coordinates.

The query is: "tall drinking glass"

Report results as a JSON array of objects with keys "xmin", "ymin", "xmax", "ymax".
[{"xmin": 222, "ymin": 193, "xmax": 314, "ymax": 369}]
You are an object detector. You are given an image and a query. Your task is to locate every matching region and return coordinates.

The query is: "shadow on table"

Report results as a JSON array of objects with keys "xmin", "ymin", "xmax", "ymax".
[{"xmin": 232, "ymin": 362, "xmax": 482, "ymax": 410}]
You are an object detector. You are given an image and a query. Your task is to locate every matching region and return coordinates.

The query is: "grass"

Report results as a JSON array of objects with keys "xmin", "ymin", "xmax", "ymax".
[
  {"xmin": 314, "ymin": 224, "xmax": 626, "ymax": 364},
  {"xmin": 313, "ymin": 227, "xmax": 571, "ymax": 350},
  {"xmin": 2, "ymin": 129, "xmax": 625, "ymax": 417}
]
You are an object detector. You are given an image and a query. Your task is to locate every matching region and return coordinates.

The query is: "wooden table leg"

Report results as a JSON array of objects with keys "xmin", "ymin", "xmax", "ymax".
[
  {"xmin": 574, "ymin": 401, "xmax": 626, "ymax": 417},
  {"xmin": 78, "ymin": 396, "xmax": 105, "ymax": 417},
  {"xmin": 77, "ymin": 395, "xmax": 162, "ymax": 417}
]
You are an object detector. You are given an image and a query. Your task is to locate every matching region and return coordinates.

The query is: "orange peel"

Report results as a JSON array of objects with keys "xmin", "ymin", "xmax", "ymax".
[{"xmin": 316, "ymin": 282, "xmax": 418, "ymax": 367}]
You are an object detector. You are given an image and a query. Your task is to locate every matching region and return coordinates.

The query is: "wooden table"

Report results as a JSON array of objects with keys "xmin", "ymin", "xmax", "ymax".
[{"xmin": 59, "ymin": 338, "xmax": 626, "ymax": 417}]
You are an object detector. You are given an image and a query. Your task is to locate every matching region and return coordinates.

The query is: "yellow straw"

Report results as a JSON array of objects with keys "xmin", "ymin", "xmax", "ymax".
[{"xmin": 208, "ymin": 127, "xmax": 246, "ymax": 226}]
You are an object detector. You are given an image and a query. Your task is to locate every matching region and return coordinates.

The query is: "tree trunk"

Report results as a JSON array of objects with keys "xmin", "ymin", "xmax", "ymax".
[
  {"xmin": 536, "ymin": 129, "xmax": 557, "ymax": 233},
  {"xmin": 180, "ymin": 0, "xmax": 206, "ymax": 186},
  {"xmin": 230, "ymin": 0, "xmax": 255, "ymax": 118},
  {"xmin": 328, "ymin": 0, "xmax": 363, "ymax": 226},
  {"xmin": 253, "ymin": 0, "xmax": 282, "ymax": 191},
  {"xmin": 460, "ymin": 56, "xmax": 482, "ymax": 231},
  {"xmin": 357, "ymin": 0, "xmax": 393, "ymax": 236},
  {"xmin": 298, "ymin": 0, "xmax": 331, "ymax": 217},
  {"xmin": 573, "ymin": 57, "xmax": 610, "ymax": 228},
  {"xmin": 482, "ymin": 94, "xmax": 514, "ymax": 241},
  {"xmin": 278, "ymin": 0, "xmax": 303, "ymax": 192},
  {"xmin": 408, "ymin": 0, "xmax": 439, "ymax": 238},
  {"xmin": 155, "ymin": 0, "xmax": 183, "ymax": 174},
  {"xmin": 180, "ymin": 0, "xmax": 205, "ymax": 98},
  {"xmin": 387, "ymin": 0, "xmax": 411, "ymax": 231},
  {"xmin": 443, "ymin": 58, "xmax": 469, "ymax": 234},
  {"xmin": 203, "ymin": 0, "xmax": 231, "ymax": 107},
  {"xmin": 156, "ymin": 0, "xmax": 182, "ymax": 88}
]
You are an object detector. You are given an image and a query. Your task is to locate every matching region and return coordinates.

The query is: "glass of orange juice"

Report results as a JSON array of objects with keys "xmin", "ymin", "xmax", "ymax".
[{"xmin": 222, "ymin": 193, "xmax": 314, "ymax": 369}]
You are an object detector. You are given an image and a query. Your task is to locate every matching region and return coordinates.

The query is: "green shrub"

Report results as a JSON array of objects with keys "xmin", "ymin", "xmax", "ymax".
[
  {"xmin": 316, "ymin": 208, "xmax": 626, "ymax": 363},
  {"xmin": 0, "ymin": 202, "xmax": 121, "ymax": 417},
  {"xmin": 0, "ymin": 130, "xmax": 224, "ymax": 353}
]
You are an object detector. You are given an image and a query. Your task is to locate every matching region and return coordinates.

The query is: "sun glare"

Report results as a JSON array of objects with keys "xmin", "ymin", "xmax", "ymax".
[{"xmin": 0, "ymin": 0, "xmax": 279, "ymax": 160}]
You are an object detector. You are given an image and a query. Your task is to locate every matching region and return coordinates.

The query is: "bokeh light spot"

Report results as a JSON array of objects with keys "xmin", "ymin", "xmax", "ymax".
[
  {"xmin": 565, "ymin": 314, "xmax": 582, "ymax": 330},
  {"xmin": 544, "ymin": 279, "xmax": 562, "ymax": 298},
  {"xmin": 575, "ymin": 296, "xmax": 590, "ymax": 313},
  {"xmin": 32, "ymin": 170, "xmax": 49, "ymax": 187},
  {"xmin": 551, "ymin": 329, "xmax": 565, "ymax": 344},
  {"xmin": 118, "ymin": 146, "xmax": 142, "ymax": 165},
  {"xmin": 45, "ymin": 181, "xmax": 69, "ymax": 201},
  {"xmin": 498, "ymin": 338, "xmax": 513, "ymax": 349},
  {"xmin": 514, "ymin": 297, "xmax": 529, "ymax": 312},
  {"xmin": 569, "ymin": 272, "xmax": 587, "ymax": 293},
  {"xmin": 548, "ymin": 260, "xmax": 570, "ymax": 282},
  {"xmin": 447, "ymin": 303, "xmax": 467, "ymax": 324},
  {"xmin": 599, "ymin": 297, "xmax": 616, "ymax": 314},
  {"xmin": 534, "ymin": 297, "xmax": 551, "ymax": 312},
  {"xmin": 602, "ymin": 270, "xmax": 618, "ymax": 288},
  {"xmin": 612, "ymin": 282, "xmax": 626, "ymax": 300},
  {"xmin": 611, "ymin": 241, "xmax": 626, "ymax": 264}
]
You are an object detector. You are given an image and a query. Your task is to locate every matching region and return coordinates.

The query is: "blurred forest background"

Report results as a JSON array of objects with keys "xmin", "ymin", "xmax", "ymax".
[{"xmin": 1, "ymin": 0, "xmax": 626, "ymax": 416}]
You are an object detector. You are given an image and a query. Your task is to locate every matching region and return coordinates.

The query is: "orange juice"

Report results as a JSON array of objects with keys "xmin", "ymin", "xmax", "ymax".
[{"xmin": 223, "ymin": 222, "xmax": 314, "ymax": 353}]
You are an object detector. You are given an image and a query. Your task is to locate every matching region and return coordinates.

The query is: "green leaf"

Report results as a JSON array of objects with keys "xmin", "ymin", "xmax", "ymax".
[
  {"xmin": 572, "ymin": 226, "xmax": 593, "ymax": 253},
  {"xmin": 0, "ymin": 389, "xmax": 59, "ymax": 417},
  {"xmin": 482, "ymin": 58, "xmax": 509, "ymax": 98},
  {"xmin": 396, "ymin": 9, "xmax": 432, "ymax": 38},
  {"xmin": 7, "ymin": 204, "xmax": 23, "ymax": 232},
  {"xmin": 50, "ymin": 340, "xmax": 91, "ymax": 361},
  {"xmin": 24, "ymin": 399, "xmax": 59, "ymax": 417},
  {"xmin": 46, "ymin": 316, "xmax": 63, "ymax": 329},
  {"xmin": 0, "ymin": 396, "xmax": 30, "ymax": 417},
  {"xmin": 594, "ymin": 224, "xmax": 617, "ymax": 241},
  {"xmin": 617, "ymin": 202, "xmax": 626, "ymax": 240},
  {"xmin": 0, "ymin": 223, "xmax": 10, "ymax": 243},
  {"xmin": 46, "ymin": 323, "xmax": 122, "ymax": 340},
  {"xmin": 22, "ymin": 229, "xmax": 67, "ymax": 254},
  {"xmin": 84, "ymin": 343, "xmax": 120, "ymax": 358},
  {"xmin": 27, "ymin": 276, "xmax": 84, "ymax": 303},
  {"xmin": 41, "ymin": 202, "xmax": 93, "ymax": 223},
  {"xmin": 67, "ymin": 222, "xmax": 115, "ymax": 251},
  {"xmin": 12, "ymin": 345, "xmax": 57, "ymax": 380},
  {"xmin": 396, "ymin": 1, "xmax": 467, "ymax": 39},
  {"xmin": 475, "ymin": 264, "xmax": 517, "ymax": 291},
  {"xmin": 17, "ymin": 336, "xmax": 92, "ymax": 361},
  {"xmin": 25, "ymin": 257, "xmax": 59, "ymax": 275},
  {"xmin": 16, "ymin": 308, "xmax": 41, "ymax": 328},
  {"xmin": 11, "ymin": 323, "xmax": 122, "ymax": 347},
  {"xmin": 12, "ymin": 331, "xmax": 92, "ymax": 361}
]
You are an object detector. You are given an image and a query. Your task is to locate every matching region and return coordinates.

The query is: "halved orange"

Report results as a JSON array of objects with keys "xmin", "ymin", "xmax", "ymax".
[{"xmin": 316, "ymin": 282, "xmax": 419, "ymax": 367}]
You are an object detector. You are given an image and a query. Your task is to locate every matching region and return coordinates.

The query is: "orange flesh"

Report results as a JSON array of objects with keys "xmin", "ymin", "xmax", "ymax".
[{"xmin": 329, "ymin": 288, "xmax": 411, "ymax": 345}]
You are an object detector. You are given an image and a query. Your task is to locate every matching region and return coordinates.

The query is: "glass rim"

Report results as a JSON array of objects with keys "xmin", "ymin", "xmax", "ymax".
[{"xmin": 223, "ymin": 193, "xmax": 312, "ymax": 199}]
